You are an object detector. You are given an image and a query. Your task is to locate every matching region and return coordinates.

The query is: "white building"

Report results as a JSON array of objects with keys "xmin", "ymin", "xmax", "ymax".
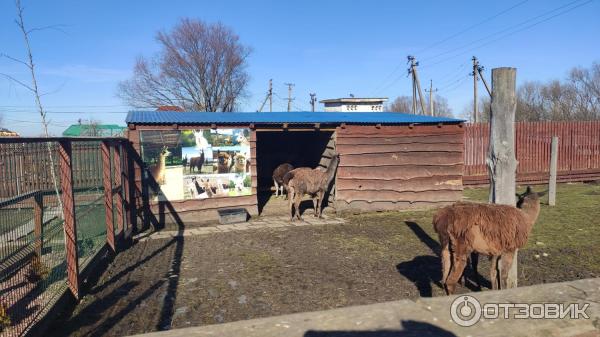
[{"xmin": 319, "ymin": 97, "xmax": 388, "ymax": 112}]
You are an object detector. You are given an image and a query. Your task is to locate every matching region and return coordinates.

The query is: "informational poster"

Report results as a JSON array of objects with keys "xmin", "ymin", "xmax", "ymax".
[{"xmin": 140, "ymin": 128, "xmax": 252, "ymax": 201}]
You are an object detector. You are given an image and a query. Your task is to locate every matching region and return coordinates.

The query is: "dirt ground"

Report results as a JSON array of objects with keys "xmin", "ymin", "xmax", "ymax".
[{"xmin": 51, "ymin": 183, "xmax": 600, "ymax": 337}]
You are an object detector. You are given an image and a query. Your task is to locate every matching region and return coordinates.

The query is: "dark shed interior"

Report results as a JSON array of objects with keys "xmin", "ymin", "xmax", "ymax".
[{"xmin": 255, "ymin": 130, "xmax": 336, "ymax": 212}]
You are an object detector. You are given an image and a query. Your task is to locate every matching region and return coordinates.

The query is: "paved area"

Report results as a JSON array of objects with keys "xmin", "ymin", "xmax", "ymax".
[
  {"xmin": 134, "ymin": 215, "xmax": 346, "ymax": 241},
  {"xmin": 130, "ymin": 277, "xmax": 600, "ymax": 337}
]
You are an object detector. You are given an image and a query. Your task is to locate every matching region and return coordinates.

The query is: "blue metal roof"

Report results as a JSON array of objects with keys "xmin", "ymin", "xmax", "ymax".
[{"xmin": 126, "ymin": 111, "xmax": 464, "ymax": 126}]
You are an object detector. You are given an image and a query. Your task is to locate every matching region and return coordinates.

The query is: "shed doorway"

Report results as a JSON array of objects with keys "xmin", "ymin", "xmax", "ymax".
[{"xmin": 255, "ymin": 130, "xmax": 336, "ymax": 215}]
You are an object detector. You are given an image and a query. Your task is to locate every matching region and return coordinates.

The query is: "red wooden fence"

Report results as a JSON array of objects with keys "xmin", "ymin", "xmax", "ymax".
[{"xmin": 464, "ymin": 121, "xmax": 600, "ymax": 185}]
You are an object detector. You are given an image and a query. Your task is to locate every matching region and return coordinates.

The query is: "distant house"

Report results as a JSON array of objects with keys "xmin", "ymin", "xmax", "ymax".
[
  {"xmin": 156, "ymin": 105, "xmax": 184, "ymax": 111},
  {"xmin": 0, "ymin": 128, "xmax": 19, "ymax": 137},
  {"xmin": 320, "ymin": 97, "xmax": 388, "ymax": 112},
  {"xmin": 62, "ymin": 124, "xmax": 126, "ymax": 137}
]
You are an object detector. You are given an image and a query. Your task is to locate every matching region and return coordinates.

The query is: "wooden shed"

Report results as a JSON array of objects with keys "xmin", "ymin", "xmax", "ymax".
[{"xmin": 125, "ymin": 111, "xmax": 465, "ymax": 223}]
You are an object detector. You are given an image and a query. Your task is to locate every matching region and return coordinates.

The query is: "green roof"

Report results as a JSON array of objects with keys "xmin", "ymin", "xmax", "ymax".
[{"xmin": 62, "ymin": 124, "xmax": 126, "ymax": 137}]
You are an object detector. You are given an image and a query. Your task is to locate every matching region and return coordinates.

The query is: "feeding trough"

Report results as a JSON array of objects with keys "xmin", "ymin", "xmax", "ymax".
[{"xmin": 218, "ymin": 208, "xmax": 248, "ymax": 224}]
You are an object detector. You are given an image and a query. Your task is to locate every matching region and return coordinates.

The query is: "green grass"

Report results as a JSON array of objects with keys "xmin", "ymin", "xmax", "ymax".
[
  {"xmin": 463, "ymin": 183, "xmax": 600, "ymax": 250},
  {"xmin": 340, "ymin": 182, "xmax": 600, "ymax": 280}
]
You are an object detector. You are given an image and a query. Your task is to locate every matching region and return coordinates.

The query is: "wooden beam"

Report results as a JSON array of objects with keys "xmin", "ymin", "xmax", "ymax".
[
  {"xmin": 488, "ymin": 67, "xmax": 518, "ymax": 289},
  {"xmin": 58, "ymin": 140, "xmax": 80, "ymax": 299}
]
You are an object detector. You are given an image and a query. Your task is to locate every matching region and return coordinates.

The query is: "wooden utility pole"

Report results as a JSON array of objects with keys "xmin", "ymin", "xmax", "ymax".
[
  {"xmin": 425, "ymin": 79, "xmax": 438, "ymax": 116},
  {"xmin": 285, "ymin": 83, "xmax": 295, "ymax": 112},
  {"xmin": 487, "ymin": 67, "xmax": 518, "ymax": 289},
  {"xmin": 472, "ymin": 56, "xmax": 479, "ymax": 123},
  {"xmin": 309, "ymin": 93, "xmax": 317, "ymax": 112},
  {"xmin": 549, "ymin": 136, "xmax": 559, "ymax": 206}
]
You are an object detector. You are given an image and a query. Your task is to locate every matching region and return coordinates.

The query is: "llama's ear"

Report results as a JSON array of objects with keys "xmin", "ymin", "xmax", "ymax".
[{"xmin": 525, "ymin": 186, "xmax": 532, "ymax": 194}]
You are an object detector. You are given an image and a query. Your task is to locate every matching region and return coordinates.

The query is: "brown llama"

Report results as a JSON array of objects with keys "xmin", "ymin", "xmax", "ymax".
[
  {"xmin": 285, "ymin": 154, "xmax": 340, "ymax": 221},
  {"xmin": 148, "ymin": 146, "xmax": 170, "ymax": 185},
  {"xmin": 272, "ymin": 163, "xmax": 294, "ymax": 199},
  {"xmin": 433, "ymin": 186, "xmax": 545, "ymax": 295}
]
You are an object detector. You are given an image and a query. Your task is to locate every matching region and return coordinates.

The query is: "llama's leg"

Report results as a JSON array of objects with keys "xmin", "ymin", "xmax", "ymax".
[
  {"xmin": 489, "ymin": 255, "xmax": 499, "ymax": 290},
  {"xmin": 471, "ymin": 252, "xmax": 480, "ymax": 289},
  {"xmin": 440, "ymin": 240, "xmax": 451, "ymax": 286},
  {"xmin": 288, "ymin": 187, "xmax": 295, "ymax": 221},
  {"xmin": 312, "ymin": 196, "xmax": 319, "ymax": 217},
  {"xmin": 499, "ymin": 251, "xmax": 515, "ymax": 290},
  {"xmin": 274, "ymin": 179, "xmax": 279, "ymax": 197},
  {"xmin": 445, "ymin": 253, "xmax": 468, "ymax": 295},
  {"xmin": 317, "ymin": 191, "xmax": 325, "ymax": 218},
  {"xmin": 294, "ymin": 192, "xmax": 303, "ymax": 220}
]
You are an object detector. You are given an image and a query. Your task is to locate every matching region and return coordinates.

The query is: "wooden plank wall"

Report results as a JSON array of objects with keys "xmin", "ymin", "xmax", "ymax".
[
  {"xmin": 335, "ymin": 124, "xmax": 464, "ymax": 212},
  {"xmin": 463, "ymin": 121, "xmax": 600, "ymax": 185}
]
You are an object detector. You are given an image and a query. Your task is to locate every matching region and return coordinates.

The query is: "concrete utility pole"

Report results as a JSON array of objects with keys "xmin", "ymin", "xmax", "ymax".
[
  {"xmin": 257, "ymin": 79, "xmax": 273, "ymax": 112},
  {"xmin": 425, "ymin": 79, "xmax": 438, "ymax": 116},
  {"xmin": 309, "ymin": 93, "xmax": 317, "ymax": 112},
  {"xmin": 478, "ymin": 67, "xmax": 492, "ymax": 97},
  {"xmin": 549, "ymin": 136, "xmax": 559, "ymax": 206},
  {"xmin": 407, "ymin": 56, "xmax": 427, "ymax": 115},
  {"xmin": 487, "ymin": 67, "xmax": 519, "ymax": 289},
  {"xmin": 269, "ymin": 79, "xmax": 273, "ymax": 112},
  {"xmin": 285, "ymin": 83, "xmax": 295, "ymax": 112},
  {"xmin": 472, "ymin": 56, "xmax": 479, "ymax": 123}
]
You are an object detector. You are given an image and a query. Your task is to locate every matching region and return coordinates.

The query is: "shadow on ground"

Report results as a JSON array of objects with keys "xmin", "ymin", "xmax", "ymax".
[
  {"xmin": 396, "ymin": 221, "xmax": 484, "ymax": 296},
  {"xmin": 304, "ymin": 320, "xmax": 456, "ymax": 337}
]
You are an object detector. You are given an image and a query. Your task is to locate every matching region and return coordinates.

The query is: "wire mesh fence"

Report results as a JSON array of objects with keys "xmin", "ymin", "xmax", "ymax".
[{"xmin": 0, "ymin": 138, "xmax": 128, "ymax": 337}]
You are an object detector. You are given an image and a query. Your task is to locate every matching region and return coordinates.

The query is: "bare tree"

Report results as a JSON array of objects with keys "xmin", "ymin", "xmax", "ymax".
[
  {"xmin": 83, "ymin": 119, "xmax": 102, "ymax": 137},
  {"xmin": 427, "ymin": 94, "xmax": 453, "ymax": 117},
  {"xmin": 1, "ymin": 0, "xmax": 62, "ymax": 212},
  {"xmin": 118, "ymin": 18, "xmax": 251, "ymax": 112},
  {"xmin": 385, "ymin": 96, "xmax": 412, "ymax": 112},
  {"xmin": 462, "ymin": 96, "xmax": 491, "ymax": 123}
]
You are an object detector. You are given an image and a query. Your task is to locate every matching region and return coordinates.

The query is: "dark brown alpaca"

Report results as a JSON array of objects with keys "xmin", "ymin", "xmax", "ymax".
[
  {"xmin": 433, "ymin": 186, "xmax": 545, "ymax": 295},
  {"xmin": 286, "ymin": 154, "xmax": 340, "ymax": 221},
  {"xmin": 272, "ymin": 163, "xmax": 294, "ymax": 198}
]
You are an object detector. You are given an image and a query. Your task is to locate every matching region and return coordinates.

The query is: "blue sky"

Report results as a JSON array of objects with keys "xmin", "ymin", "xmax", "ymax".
[{"xmin": 1, "ymin": 0, "xmax": 599, "ymax": 136}]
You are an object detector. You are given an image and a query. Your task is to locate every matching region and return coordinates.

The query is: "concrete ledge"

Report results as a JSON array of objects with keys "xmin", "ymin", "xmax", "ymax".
[{"xmin": 129, "ymin": 278, "xmax": 600, "ymax": 337}]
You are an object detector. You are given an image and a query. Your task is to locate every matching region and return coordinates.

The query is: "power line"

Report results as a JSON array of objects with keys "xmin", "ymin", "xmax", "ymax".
[
  {"xmin": 420, "ymin": 0, "xmax": 592, "ymax": 67},
  {"xmin": 372, "ymin": 0, "xmax": 530, "ymax": 94},
  {"xmin": 414, "ymin": 0, "xmax": 530, "ymax": 55}
]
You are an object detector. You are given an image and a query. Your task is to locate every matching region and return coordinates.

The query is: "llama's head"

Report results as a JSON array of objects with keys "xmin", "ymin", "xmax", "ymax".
[
  {"xmin": 159, "ymin": 146, "xmax": 171, "ymax": 157},
  {"xmin": 516, "ymin": 186, "xmax": 546, "ymax": 208},
  {"xmin": 234, "ymin": 153, "xmax": 246, "ymax": 166},
  {"xmin": 236, "ymin": 133, "xmax": 247, "ymax": 143},
  {"xmin": 218, "ymin": 152, "xmax": 231, "ymax": 165}
]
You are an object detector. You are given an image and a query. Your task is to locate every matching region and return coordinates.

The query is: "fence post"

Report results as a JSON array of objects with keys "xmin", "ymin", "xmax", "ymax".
[
  {"xmin": 113, "ymin": 143, "xmax": 125, "ymax": 241},
  {"xmin": 58, "ymin": 140, "xmax": 80, "ymax": 299},
  {"xmin": 125, "ymin": 145, "xmax": 138, "ymax": 235},
  {"xmin": 487, "ymin": 67, "xmax": 518, "ymax": 289},
  {"xmin": 34, "ymin": 193, "xmax": 44, "ymax": 259},
  {"xmin": 549, "ymin": 136, "xmax": 559, "ymax": 206},
  {"xmin": 101, "ymin": 141, "xmax": 115, "ymax": 251}
]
